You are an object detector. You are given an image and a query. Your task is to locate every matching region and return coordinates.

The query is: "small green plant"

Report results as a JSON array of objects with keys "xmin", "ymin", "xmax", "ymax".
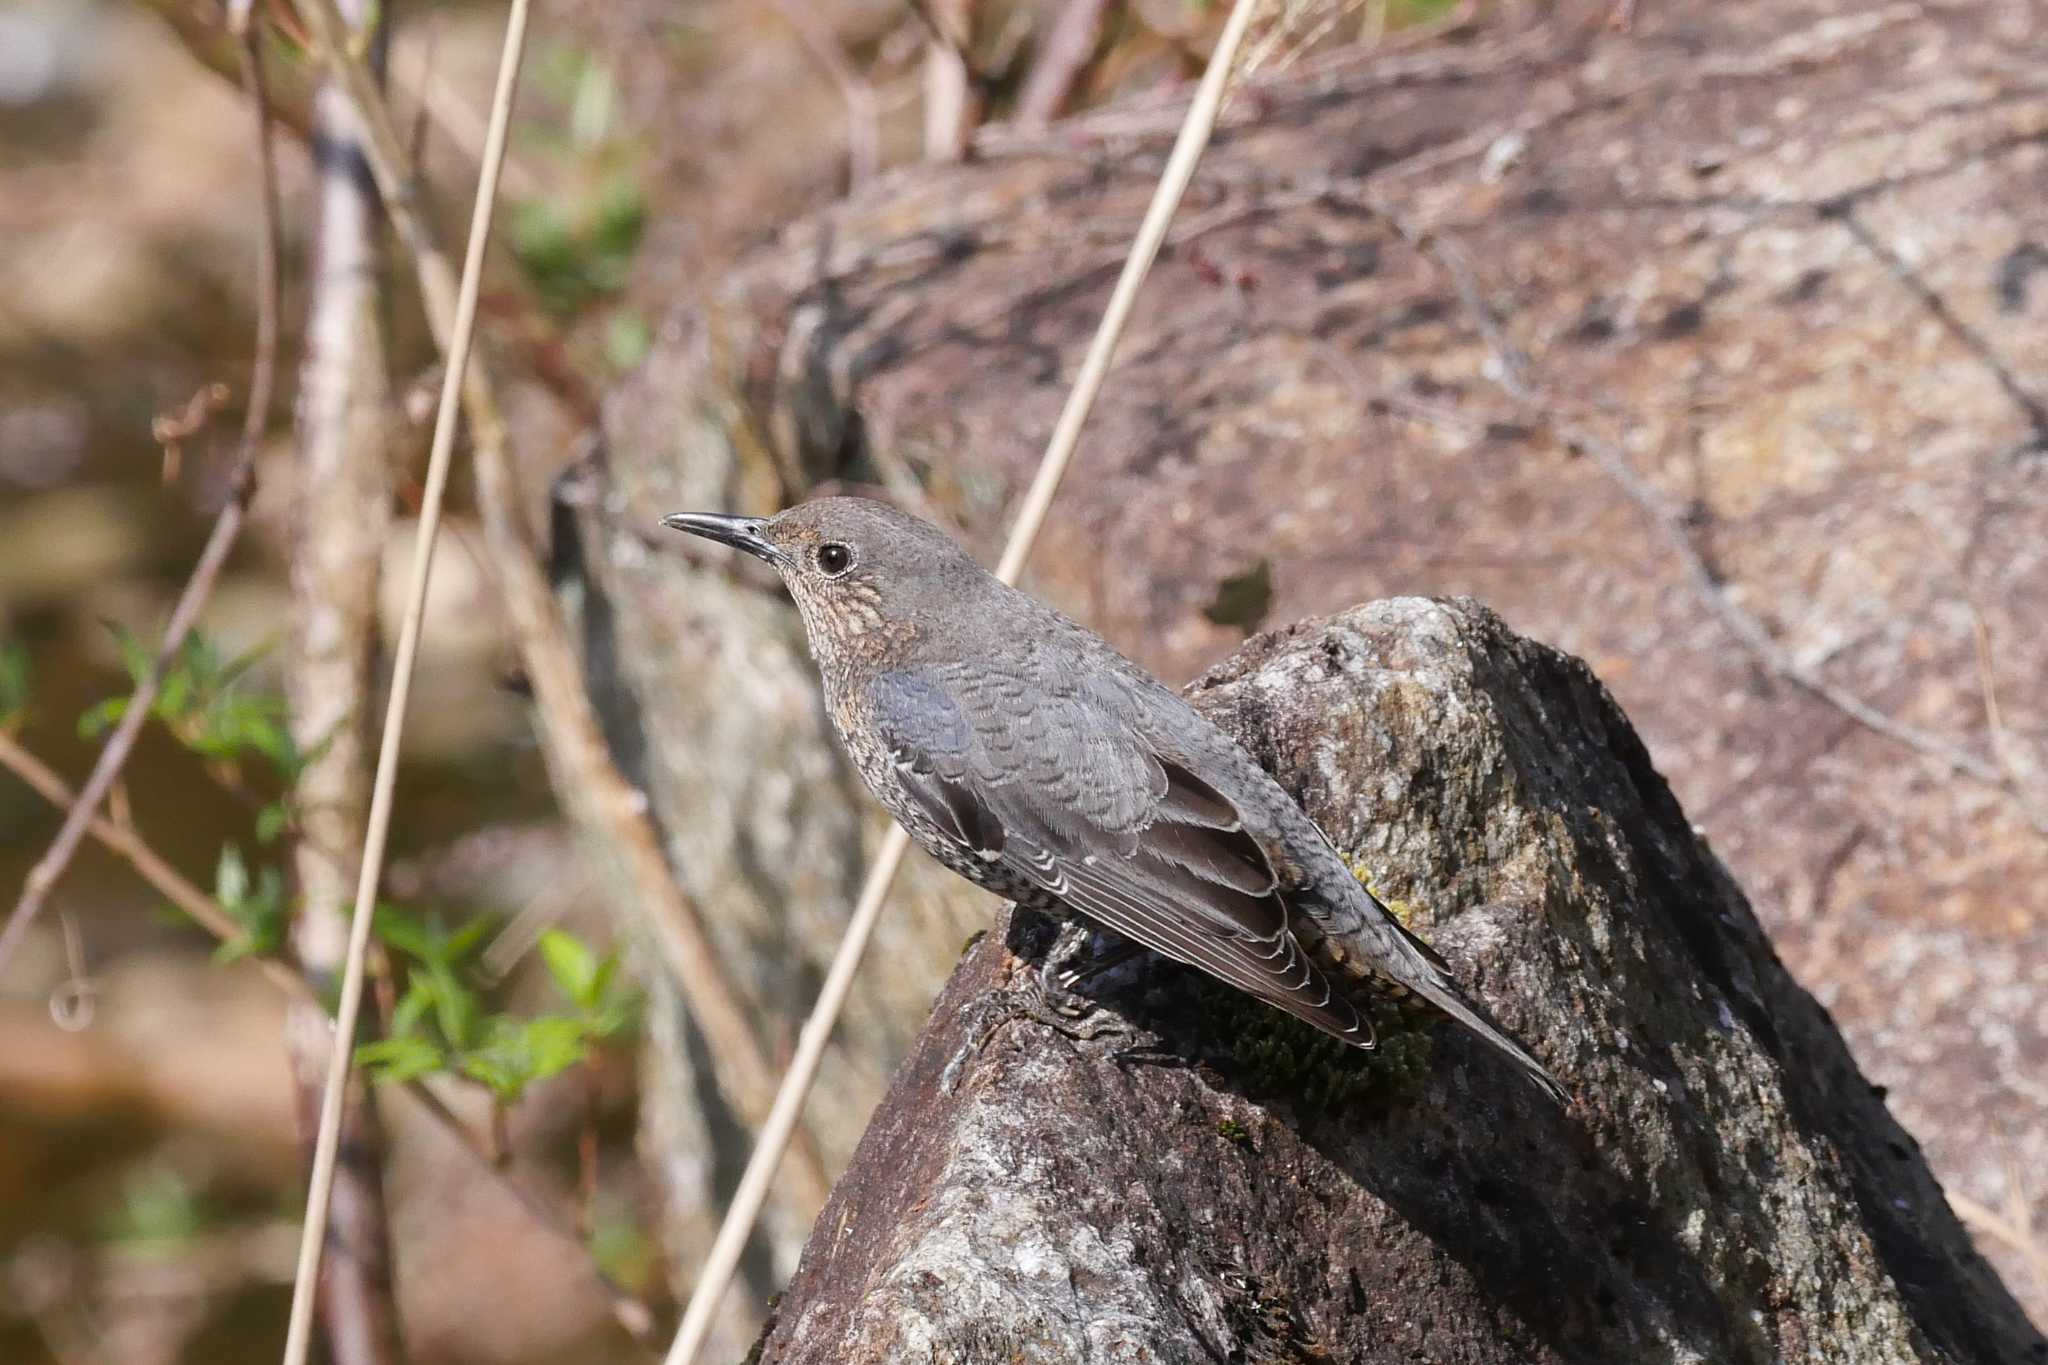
[
  {"xmin": 1215, "ymin": 1116, "xmax": 1252, "ymax": 1148},
  {"xmin": 511, "ymin": 179, "xmax": 646, "ymax": 316},
  {"xmin": 357, "ymin": 911, "xmax": 639, "ymax": 1108},
  {"xmin": 78, "ymin": 626, "xmax": 321, "ymax": 846},
  {"xmin": 212, "ymin": 843, "xmax": 287, "ymax": 963},
  {"xmin": 80, "ymin": 625, "xmax": 303, "ymax": 778},
  {"xmin": 1198, "ymin": 976, "xmax": 1431, "ymax": 1118},
  {"xmin": 104, "ymin": 1163, "xmax": 207, "ymax": 1245}
]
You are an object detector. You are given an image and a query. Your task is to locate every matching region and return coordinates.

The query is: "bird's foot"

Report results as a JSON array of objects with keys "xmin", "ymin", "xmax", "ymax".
[
  {"xmin": 1021, "ymin": 956, "xmax": 1134, "ymax": 1041},
  {"xmin": 1047, "ymin": 940, "xmax": 1147, "ymax": 997}
]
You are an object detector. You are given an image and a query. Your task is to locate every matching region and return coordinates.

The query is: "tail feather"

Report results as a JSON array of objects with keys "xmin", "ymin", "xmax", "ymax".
[
  {"xmin": 1408, "ymin": 969, "xmax": 1571, "ymax": 1106},
  {"xmin": 1349, "ymin": 891, "xmax": 1570, "ymax": 1104}
]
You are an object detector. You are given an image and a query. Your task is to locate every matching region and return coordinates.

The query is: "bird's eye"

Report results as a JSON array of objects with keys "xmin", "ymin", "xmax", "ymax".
[{"xmin": 815, "ymin": 542, "xmax": 854, "ymax": 577}]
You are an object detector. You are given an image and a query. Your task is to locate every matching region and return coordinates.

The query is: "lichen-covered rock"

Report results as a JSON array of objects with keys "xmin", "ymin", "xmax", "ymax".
[{"xmin": 755, "ymin": 599, "xmax": 2042, "ymax": 1365}]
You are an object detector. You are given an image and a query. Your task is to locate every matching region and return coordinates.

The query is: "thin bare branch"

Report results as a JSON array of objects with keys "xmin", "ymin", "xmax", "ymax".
[
  {"xmin": 0, "ymin": 17, "xmax": 283, "ymax": 981},
  {"xmin": 1015, "ymin": 0, "xmax": 1112, "ymax": 126},
  {"xmin": 285, "ymin": 2, "xmax": 407, "ymax": 1360},
  {"xmin": 920, "ymin": 0, "xmax": 980, "ymax": 161},
  {"xmin": 279, "ymin": 0, "xmax": 534, "ymax": 1361},
  {"xmin": 663, "ymin": 0, "xmax": 1272, "ymax": 1358},
  {"xmin": 290, "ymin": 0, "xmax": 836, "ymax": 1211},
  {"xmin": 769, "ymin": 0, "xmax": 881, "ymax": 185},
  {"xmin": 0, "ymin": 732, "xmax": 309, "ymax": 1003}
]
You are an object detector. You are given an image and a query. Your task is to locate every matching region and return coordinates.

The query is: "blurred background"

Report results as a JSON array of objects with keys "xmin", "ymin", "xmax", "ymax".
[{"xmin": 2, "ymin": 1, "xmax": 2043, "ymax": 1362}]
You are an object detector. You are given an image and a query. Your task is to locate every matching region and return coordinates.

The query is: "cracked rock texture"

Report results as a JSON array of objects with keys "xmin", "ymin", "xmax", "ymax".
[
  {"xmin": 754, "ymin": 599, "xmax": 2041, "ymax": 1365},
  {"xmin": 562, "ymin": 0, "xmax": 2048, "ymax": 1349}
]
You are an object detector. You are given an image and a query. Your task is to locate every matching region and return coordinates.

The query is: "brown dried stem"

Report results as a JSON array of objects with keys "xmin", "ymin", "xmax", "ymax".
[
  {"xmin": 289, "ymin": 0, "xmax": 835, "ymax": 1212},
  {"xmin": 0, "ymin": 731, "xmax": 310, "ymax": 1004},
  {"xmin": 1015, "ymin": 0, "xmax": 1113, "ymax": 126},
  {"xmin": 769, "ymin": 0, "xmax": 881, "ymax": 185},
  {"xmin": 665, "ymin": 0, "xmax": 1272, "ymax": 1356},
  {"xmin": 0, "ymin": 16, "xmax": 283, "ymax": 980}
]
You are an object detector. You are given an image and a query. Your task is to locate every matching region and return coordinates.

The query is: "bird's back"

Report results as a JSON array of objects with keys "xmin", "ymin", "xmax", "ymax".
[{"xmin": 892, "ymin": 580, "xmax": 1566, "ymax": 1101}]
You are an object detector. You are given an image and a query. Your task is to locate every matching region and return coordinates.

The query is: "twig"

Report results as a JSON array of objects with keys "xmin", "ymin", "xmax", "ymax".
[
  {"xmin": 768, "ymin": 0, "xmax": 881, "ymax": 185},
  {"xmin": 1408, "ymin": 222, "xmax": 2019, "ymax": 793},
  {"xmin": 285, "ymin": 3, "xmax": 408, "ymax": 1361},
  {"xmin": 280, "ymin": 4, "xmax": 534, "ymax": 1364},
  {"xmin": 137, "ymin": 0, "xmax": 318, "ymax": 140},
  {"xmin": 919, "ymin": 0, "xmax": 980, "ymax": 161},
  {"xmin": 0, "ymin": 14, "xmax": 282, "ymax": 982},
  {"xmin": 292, "ymin": 0, "xmax": 837, "ymax": 1211},
  {"xmin": 662, "ymin": 0, "xmax": 1272, "ymax": 1358},
  {"xmin": 1015, "ymin": 0, "xmax": 1113, "ymax": 126},
  {"xmin": 0, "ymin": 732, "xmax": 311, "ymax": 1002},
  {"xmin": 1950, "ymin": 1190, "xmax": 2048, "ymax": 1299},
  {"xmin": 49, "ymin": 911, "xmax": 97, "ymax": 1032}
]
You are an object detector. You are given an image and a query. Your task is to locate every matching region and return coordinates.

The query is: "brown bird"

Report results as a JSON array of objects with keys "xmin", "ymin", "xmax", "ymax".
[{"xmin": 665, "ymin": 496, "xmax": 1566, "ymax": 1102}]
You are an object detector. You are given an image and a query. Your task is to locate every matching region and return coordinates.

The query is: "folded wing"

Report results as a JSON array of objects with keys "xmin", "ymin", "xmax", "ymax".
[{"xmin": 869, "ymin": 665, "xmax": 1373, "ymax": 1047}]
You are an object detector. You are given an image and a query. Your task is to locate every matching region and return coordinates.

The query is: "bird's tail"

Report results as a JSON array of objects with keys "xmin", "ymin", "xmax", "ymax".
[{"xmin": 1385, "ymin": 915, "xmax": 1571, "ymax": 1106}]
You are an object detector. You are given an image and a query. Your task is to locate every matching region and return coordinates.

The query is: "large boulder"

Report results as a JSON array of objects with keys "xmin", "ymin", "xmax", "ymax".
[
  {"xmin": 561, "ymin": 0, "xmax": 2048, "ymax": 1342},
  {"xmin": 753, "ymin": 599, "xmax": 2042, "ymax": 1364}
]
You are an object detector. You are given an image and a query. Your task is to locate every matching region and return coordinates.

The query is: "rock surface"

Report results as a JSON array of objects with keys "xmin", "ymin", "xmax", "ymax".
[
  {"xmin": 754, "ymin": 599, "xmax": 2041, "ymax": 1365},
  {"xmin": 566, "ymin": 0, "xmax": 2048, "ymax": 1340}
]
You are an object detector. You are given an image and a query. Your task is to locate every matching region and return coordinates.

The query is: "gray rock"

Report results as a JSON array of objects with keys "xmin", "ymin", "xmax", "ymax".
[
  {"xmin": 754, "ymin": 599, "xmax": 2042, "ymax": 1365},
  {"xmin": 563, "ymin": 0, "xmax": 2048, "ymax": 1340}
]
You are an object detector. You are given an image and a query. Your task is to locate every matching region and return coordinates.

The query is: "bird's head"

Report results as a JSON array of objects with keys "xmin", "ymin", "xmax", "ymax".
[{"xmin": 662, "ymin": 496, "xmax": 988, "ymax": 671}]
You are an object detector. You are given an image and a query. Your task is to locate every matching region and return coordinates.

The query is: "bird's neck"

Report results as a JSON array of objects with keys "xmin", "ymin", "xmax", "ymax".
[{"xmin": 800, "ymin": 601, "xmax": 921, "ymax": 704}]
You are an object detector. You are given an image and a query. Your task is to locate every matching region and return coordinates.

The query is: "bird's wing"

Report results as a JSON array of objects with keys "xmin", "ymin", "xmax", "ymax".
[{"xmin": 867, "ymin": 666, "xmax": 1372, "ymax": 1046}]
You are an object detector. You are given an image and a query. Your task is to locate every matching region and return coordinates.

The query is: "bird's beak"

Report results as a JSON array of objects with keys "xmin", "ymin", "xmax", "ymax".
[{"xmin": 661, "ymin": 512, "xmax": 785, "ymax": 567}]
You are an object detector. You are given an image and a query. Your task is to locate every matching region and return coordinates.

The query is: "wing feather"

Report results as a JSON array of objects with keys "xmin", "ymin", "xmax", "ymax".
[{"xmin": 872, "ymin": 667, "xmax": 1373, "ymax": 1048}]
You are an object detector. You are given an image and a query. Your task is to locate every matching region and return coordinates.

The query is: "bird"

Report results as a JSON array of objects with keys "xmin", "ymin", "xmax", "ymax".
[{"xmin": 664, "ymin": 496, "xmax": 1567, "ymax": 1103}]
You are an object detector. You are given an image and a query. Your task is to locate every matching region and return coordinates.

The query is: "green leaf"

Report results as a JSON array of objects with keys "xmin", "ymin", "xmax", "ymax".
[
  {"xmin": 107, "ymin": 1165, "xmax": 206, "ymax": 1244},
  {"xmin": 217, "ymin": 636, "xmax": 276, "ymax": 688},
  {"xmin": 456, "ymin": 1015, "xmax": 593, "ymax": 1103},
  {"xmin": 539, "ymin": 929, "xmax": 599, "ymax": 1007},
  {"xmin": 442, "ymin": 913, "xmax": 495, "ymax": 966},
  {"xmin": 255, "ymin": 801, "xmax": 291, "ymax": 845},
  {"xmin": 588, "ymin": 952, "xmax": 620, "ymax": 1008},
  {"xmin": 390, "ymin": 979, "xmax": 435, "ymax": 1041},
  {"xmin": 157, "ymin": 665, "xmax": 193, "ymax": 720},
  {"xmin": 521, "ymin": 1015, "xmax": 592, "ymax": 1081},
  {"xmin": 210, "ymin": 847, "xmax": 284, "ymax": 960},
  {"xmin": 457, "ymin": 1053, "xmax": 525, "ymax": 1101},
  {"xmin": 428, "ymin": 961, "xmax": 481, "ymax": 1051},
  {"xmin": 591, "ymin": 177, "xmax": 645, "ymax": 260},
  {"xmin": 215, "ymin": 843, "xmax": 250, "ymax": 910},
  {"xmin": 78, "ymin": 696, "xmax": 128, "ymax": 739},
  {"xmin": 355, "ymin": 1036, "xmax": 446, "ymax": 1084},
  {"xmin": 373, "ymin": 905, "xmax": 440, "ymax": 962},
  {"xmin": 604, "ymin": 310, "xmax": 651, "ymax": 372},
  {"xmin": 212, "ymin": 930, "xmax": 268, "ymax": 964},
  {"xmin": 106, "ymin": 621, "xmax": 152, "ymax": 686}
]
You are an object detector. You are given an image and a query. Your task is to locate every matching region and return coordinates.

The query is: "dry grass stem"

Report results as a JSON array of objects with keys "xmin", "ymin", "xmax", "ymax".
[
  {"xmin": 279, "ymin": 4, "xmax": 534, "ymax": 1362},
  {"xmin": 662, "ymin": 0, "xmax": 1272, "ymax": 1359},
  {"xmin": 293, "ymin": 0, "xmax": 837, "ymax": 1210}
]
